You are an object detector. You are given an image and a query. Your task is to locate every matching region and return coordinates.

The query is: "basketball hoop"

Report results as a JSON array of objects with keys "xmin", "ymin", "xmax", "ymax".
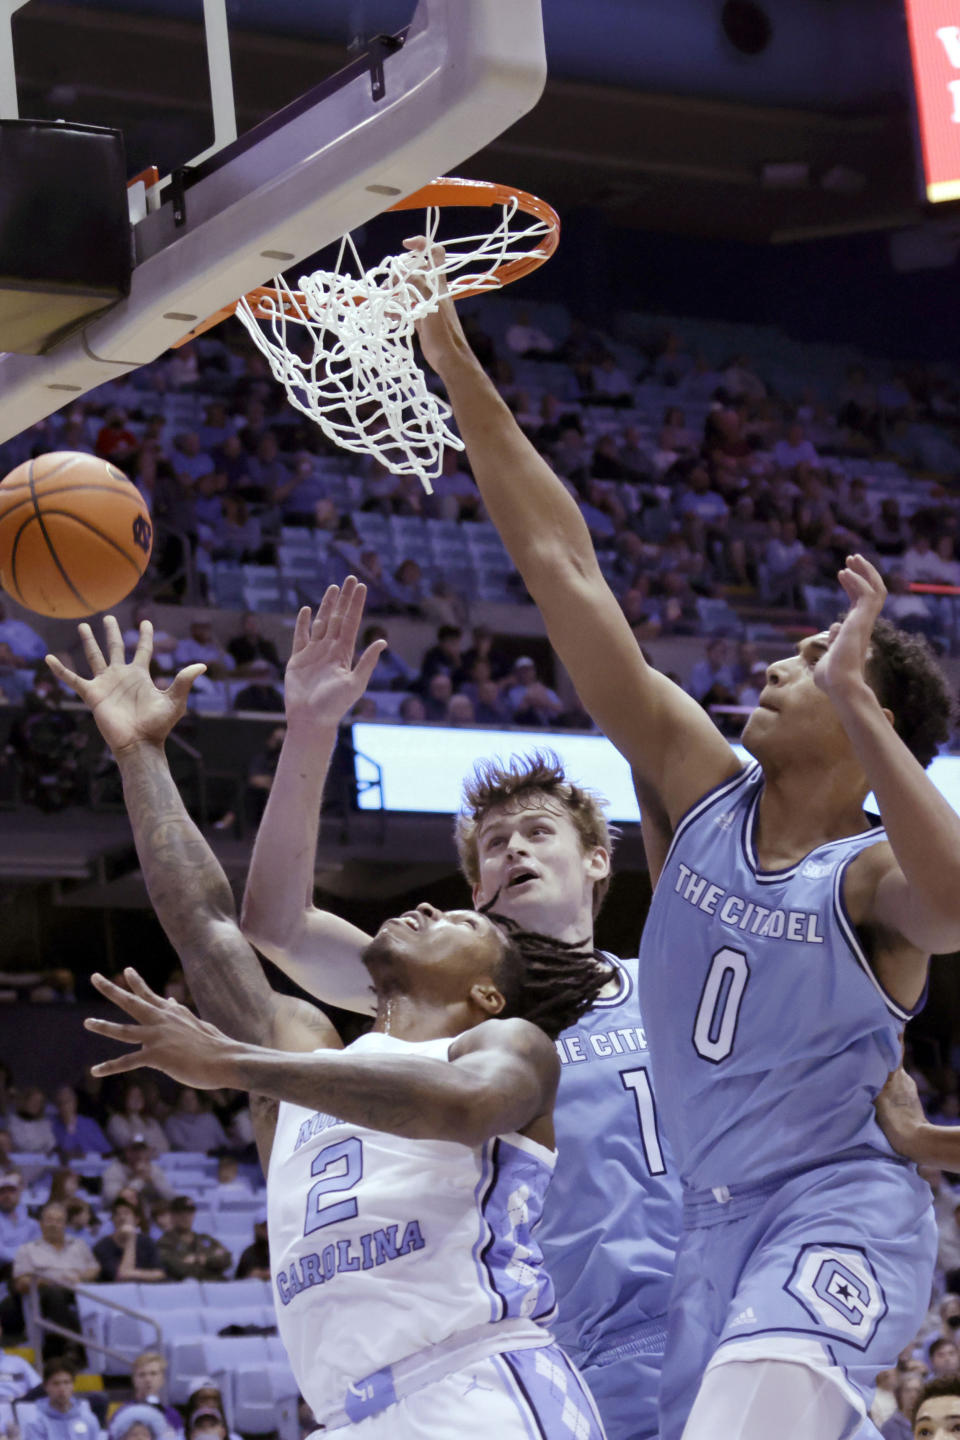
[{"xmin": 179, "ymin": 178, "xmax": 559, "ymax": 492}]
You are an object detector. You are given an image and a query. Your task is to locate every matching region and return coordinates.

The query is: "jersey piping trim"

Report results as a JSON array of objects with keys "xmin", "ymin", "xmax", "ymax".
[
  {"xmin": 740, "ymin": 787, "xmax": 886, "ymax": 884},
  {"xmin": 491, "ymin": 1353, "xmax": 548, "ymax": 1440},
  {"xmin": 832, "ymin": 852, "xmax": 917, "ymax": 1023},
  {"xmin": 655, "ymin": 763, "xmax": 755, "ymax": 888},
  {"xmin": 500, "ymin": 1130, "xmax": 557, "ymax": 1166},
  {"xmin": 589, "ymin": 952, "xmax": 633, "ymax": 1010}
]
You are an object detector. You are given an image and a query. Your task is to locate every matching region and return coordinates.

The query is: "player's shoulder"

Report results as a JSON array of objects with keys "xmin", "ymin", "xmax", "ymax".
[{"xmin": 450, "ymin": 1016, "xmax": 559, "ymax": 1067}]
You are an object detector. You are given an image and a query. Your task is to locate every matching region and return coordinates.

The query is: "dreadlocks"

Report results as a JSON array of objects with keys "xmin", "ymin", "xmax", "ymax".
[{"xmin": 484, "ymin": 910, "xmax": 614, "ymax": 1041}]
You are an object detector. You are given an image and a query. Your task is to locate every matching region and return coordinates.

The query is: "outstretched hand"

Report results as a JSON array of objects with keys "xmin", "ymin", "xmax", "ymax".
[
  {"xmin": 813, "ymin": 554, "xmax": 887, "ymax": 700},
  {"xmin": 285, "ymin": 577, "xmax": 385, "ymax": 730},
  {"xmin": 45, "ymin": 617, "xmax": 205, "ymax": 756},
  {"xmin": 84, "ymin": 969, "xmax": 236, "ymax": 1088}
]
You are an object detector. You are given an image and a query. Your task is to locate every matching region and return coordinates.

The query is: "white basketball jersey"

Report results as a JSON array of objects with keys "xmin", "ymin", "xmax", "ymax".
[{"xmin": 267, "ymin": 1031, "xmax": 557, "ymax": 1425}]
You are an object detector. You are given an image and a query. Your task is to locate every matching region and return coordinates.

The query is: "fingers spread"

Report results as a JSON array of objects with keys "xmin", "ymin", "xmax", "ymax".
[
  {"xmin": 90, "ymin": 971, "xmax": 161, "ymax": 1020},
  {"xmin": 168, "ymin": 663, "xmax": 207, "ymax": 707},
  {"xmin": 132, "ymin": 620, "xmax": 154, "ymax": 670},
  {"xmin": 84, "ymin": 1017, "xmax": 145, "ymax": 1043},
  {"xmin": 103, "ymin": 615, "xmax": 125, "ymax": 666},
  {"xmin": 45, "ymin": 655, "xmax": 84, "ymax": 696},
  {"xmin": 91, "ymin": 1053, "xmax": 144, "ymax": 1078},
  {"xmin": 122, "ymin": 967, "xmax": 164, "ymax": 1003},
  {"xmin": 310, "ymin": 585, "xmax": 340, "ymax": 643},
  {"xmin": 354, "ymin": 638, "xmax": 387, "ymax": 688},
  {"xmin": 78, "ymin": 622, "xmax": 107, "ymax": 677}
]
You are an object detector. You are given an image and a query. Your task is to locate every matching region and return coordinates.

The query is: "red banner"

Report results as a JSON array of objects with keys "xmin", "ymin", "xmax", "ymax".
[{"xmin": 904, "ymin": 0, "xmax": 960, "ymax": 201}]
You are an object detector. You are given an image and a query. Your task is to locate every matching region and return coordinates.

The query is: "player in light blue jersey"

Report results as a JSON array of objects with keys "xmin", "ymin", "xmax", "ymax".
[
  {"xmin": 455, "ymin": 755, "xmax": 683, "ymax": 1440},
  {"xmin": 414, "ymin": 273, "xmax": 960, "ymax": 1440},
  {"xmin": 243, "ymin": 608, "xmax": 682, "ymax": 1438},
  {"xmin": 51, "ymin": 609, "xmax": 612, "ymax": 1440}
]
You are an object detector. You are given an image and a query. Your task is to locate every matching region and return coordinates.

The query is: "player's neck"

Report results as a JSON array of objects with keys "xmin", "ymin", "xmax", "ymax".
[
  {"xmin": 372, "ymin": 992, "xmax": 466, "ymax": 1042},
  {"xmin": 755, "ymin": 766, "xmax": 871, "ymax": 869}
]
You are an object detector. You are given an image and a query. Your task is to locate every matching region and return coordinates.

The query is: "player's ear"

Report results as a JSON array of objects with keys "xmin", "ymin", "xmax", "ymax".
[
  {"xmin": 586, "ymin": 846, "xmax": 610, "ymax": 884},
  {"xmin": 470, "ymin": 982, "xmax": 505, "ymax": 1018}
]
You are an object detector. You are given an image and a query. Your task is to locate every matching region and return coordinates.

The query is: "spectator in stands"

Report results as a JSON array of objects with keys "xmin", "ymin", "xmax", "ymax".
[
  {"xmin": 111, "ymin": 1351, "xmax": 182, "ymax": 1437},
  {"xmin": 226, "ymin": 614, "xmax": 280, "ymax": 676},
  {"xmin": 8, "ymin": 671, "xmax": 88, "ymax": 813},
  {"xmin": 172, "ymin": 433, "xmax": 215, "ymax": 488},
  {"xmin": 505, "ymin": 309, "xmax": 555, "ymax": 358},
  {"xmin": 0, "ymin": 1312, "xmax": 39, "ymax": 1398},
  {"xmin": 360, "ymin": 625, "xmax": 415, "ymax": 692},
  {"xmin": 214, "ymin": 1156, "xmax": 251, "ymax": 1198},
  {"xmin": 772, "ymin": 420, "xmax": 819, "ymax": 470},
  {"xmin": 108, "ymin": 1408, "xmax": 170, "ymax": 1440},
  {"xmin": 399, "ymin": 695, "xmax": 426, "ymax": 723},
  {"xmin": 198, "ymin": 402, "xmax": 235, "ymax": 452},
  {"xmin": 929, "ymin": 1338, "xmax": 960, "ymax": 1377},
  {"xmin": 65, "ymin": 1199, "xmax": 99, "ymax": 1246},
  {"xmin": 933, "ymin": 535, "xmax": 960, "ymax": 588},
  {"xmin": 13, "ymin": 1201, "xmax": 98, "ymax": 1356},
  {"xmin": 418, "ymin": 625, "xmax": 465, "ymax": 692},
  {"xmin": 24, "ymin": 1359, "xmax": 100, "ymax": 1440},
  {"xmin": 588, "ymin": 353, "xmax": 633, "ymax": 407},
  {"xmin": 901, "ymin": 528, "xmax": 947, "ymax": 586},
  {"xmin": 879, "ymin": 1372, "xmax": 926, "ymax": 1440},
  {"xmin": 95, "ymin": 410, "xmax": 138, "ymax": 464},
  {"xmin": 235, "ymin": 1211, "xmax": 269, "ymax": 1281},
  {"xmin": 447, "ymin": 694, "xmax": 476, "ymax": 726},
  {"xmin": 868, "ymin": 498, "xmax": 910, "ymax": 560},
  {"xmin": 93, "ymin": 1196, "xmax": 165, "ymax": 1284},
  {"xmin": 761, "ymin": 518, "xmax": 807, "ymax": 607},
  {"xmin": 231, "ymin": 662, "xmax": 284, "ymax": 715},
  {"xmin": 422, "ymin": 671, "xmax": 454, "ymax": 722},
  {"xmin": 101, "ymin": 1139, "xmax": 174, "ymax": 1209},
  {"xmin": 686, "ymin": 636, "xmax": 736, "ymax": 703},
  {"xmin": 213, "ymin": 497, "xmax": 264, "ymax": 564},
  {"xmin": 7, "ymin": 1088, "xmax": 55, "ymax": 1154},
  {"xmin": 210, "ymin": 434, "xmax": 252, "ymax": 496},
  {"xmin": 0, "ymin": 604, "xmax": 46, "ymax": 671},
  {"xmin": 51, "ymin": 1086, "xmax": 110, "ymax": 1160},
  {"xmin": 173, "ymin": 622, "xmax": 234, "ymax": 682},
  {"xmin": 0, "ymin": 1172, "xmax": 39, "ymax": 1274},
  {"xmin": 426, "ymin": 449, "xmax": 478, "ymax": 521},
  {"xmin": 0, "ymin": 641, "xmax": 31, "ymax": 703},
  {"xmin": 504, "ymin": 657, "xmax": 563, "ymax": 727},
  {"xmin": 653, "ymin": 331, "xmax": 693, "ymax": 386},
  {"xmin": 47, "ymin": 1170, "xmax": 87, "ymax": 1210},
  {"xmin": 721, "ymin": 354, "xmax": 766, "ymax": 402},
  {"xmin": 551, "ymin": 425, "xmax": 590, "ymax": 485},
  {"xmin": 106, "ymin": 1084, "xmax": 169, "ymax": 1155},
  {"xmin": 391, "ymin": 558, "xmax": 426, "ymax": 615},
  {"xmin": 883, "ymin": 571, "xmax": 940, "ymax": 639},
  {"xmin": 156, "ymin": 1197, "xmax": 231, "ymax": 1282},
  {"xmin": 164, "ymin": 1089, "xmax": 228, "ymax": 1154}
]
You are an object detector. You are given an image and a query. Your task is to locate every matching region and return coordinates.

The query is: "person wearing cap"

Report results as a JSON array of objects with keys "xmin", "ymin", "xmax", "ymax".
[
  {"xmin": 93, "ymin": 1197, "xmax": 165, "ymax": 1284},
  {"xmin": 234, "ymin": 1210, "xmax": 269, "ymax": 1281},
  {"xmin": 503, "ymin": 656, "xmax": 563, "ymax": 727},
  {"xmin": 100, "ymin": 1139, "xmax": 174, "ymax": 1209},
  {"xmin": 24, "ymin": 1359, "xmax": 100, "ymax": 1440},
  {"xmin": 156, "ymin": 1198, "xmax": 230, "ymax": 1282},
  {"xmin": 0, "ymin": 1172, "xmax": 39, "ymax": 1273},
  {"xmin": 107, "ymin": 1405, "xmax": 170, "ymax": 1440}
]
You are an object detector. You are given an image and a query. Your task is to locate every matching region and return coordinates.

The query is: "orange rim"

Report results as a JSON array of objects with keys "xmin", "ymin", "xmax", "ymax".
[{"xmin": 173, "ymin": 178, "xmax": 560, "ymax": 345}]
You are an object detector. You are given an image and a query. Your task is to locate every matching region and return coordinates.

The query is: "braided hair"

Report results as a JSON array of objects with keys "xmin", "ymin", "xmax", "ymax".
[{"xmin": 482, "ymin": 907, "xmax": 614, "ymax": 1041}]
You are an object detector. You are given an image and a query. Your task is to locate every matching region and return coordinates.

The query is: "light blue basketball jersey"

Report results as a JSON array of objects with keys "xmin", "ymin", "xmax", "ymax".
[
  {"xmin": 537, "ymin": 956, "xmax": 682, "ymax": 1363},
  {"xmin": 638, "ymin": 763, "xmax": 925, "ymax": 1193}
]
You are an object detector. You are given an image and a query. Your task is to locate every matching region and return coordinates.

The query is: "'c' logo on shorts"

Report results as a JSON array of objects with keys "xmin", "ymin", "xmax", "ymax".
[{"xmin": 784, "ymin": 1243, "xmax": 887, "ymax": 1350}]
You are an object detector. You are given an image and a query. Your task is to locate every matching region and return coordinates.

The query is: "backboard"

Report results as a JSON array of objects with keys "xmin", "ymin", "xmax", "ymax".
[{"xmin": 0, "ymin": 0, "xmax": 546, "ymax": 443}]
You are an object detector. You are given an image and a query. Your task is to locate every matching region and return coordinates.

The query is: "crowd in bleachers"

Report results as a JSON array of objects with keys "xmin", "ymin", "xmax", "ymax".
[{"xmin": 0, "ymin": 295, "xmax": 959, "ymax": 718}]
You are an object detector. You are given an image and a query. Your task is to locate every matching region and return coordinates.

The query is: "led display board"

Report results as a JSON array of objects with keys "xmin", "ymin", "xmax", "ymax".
[{"xmin": 904, "ymin": 0, "xmax": 960, "ymax": 202}]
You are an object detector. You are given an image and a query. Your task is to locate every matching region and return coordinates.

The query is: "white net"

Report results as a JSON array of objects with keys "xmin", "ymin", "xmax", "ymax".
[{"xmin": 234, "ymin": 193, "xmax": 555, "ymax": 493}]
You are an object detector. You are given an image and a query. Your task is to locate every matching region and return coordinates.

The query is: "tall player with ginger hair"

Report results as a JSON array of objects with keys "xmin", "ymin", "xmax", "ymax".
[
  {"xmin": 406, "ymin": 239, "xmax": 960, "ymax": 1440},
  {"xmin": 242, "ymin": 619, "xmax": 682, "ymax": 1435},
  {"xmin": 49, "ymin": 599, "xmax": 612, "ymax": 1440}
]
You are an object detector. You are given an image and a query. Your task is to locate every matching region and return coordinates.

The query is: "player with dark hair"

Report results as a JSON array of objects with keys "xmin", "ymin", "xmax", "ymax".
[
  {"xmin": 49, "ymin": 605, "xmax": 610, "ymax": 1440},
  {"xmin": 911, "ymin": 1376, "xmax": 960, "ymax": 1438},
  {"xmin": 243, "ymin": 604, "xmax": 682, "ymax": 1437},
  {"xmin": 411, "ymin": 260, "xmax": 960, "ymax": 1440}
]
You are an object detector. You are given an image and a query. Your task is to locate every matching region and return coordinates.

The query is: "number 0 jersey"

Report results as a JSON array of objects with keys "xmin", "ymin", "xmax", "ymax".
[
  {"xmin": 638, "ymin": 763, "xmax": 925, "ymax": 1193},
  {"xmin": 536, "ymin": 955, "xmax": 681, "ymax": 1364},
  {"xmin": 267, "ymin": 1031, "xmax": 557, "ymax": 1425}
]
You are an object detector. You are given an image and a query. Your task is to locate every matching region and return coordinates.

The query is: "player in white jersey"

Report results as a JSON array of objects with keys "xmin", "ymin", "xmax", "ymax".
[
  {"xmin": 410, "ymin": 260, "xmax": 960, "ymax": 1439},
  {"xmin": 49, "ymin": 608, "xmax": 611, "ymax": 1439},
  {"xmin": 242, "ymin": 618, "xmax": 682, "ymax": 1437}
]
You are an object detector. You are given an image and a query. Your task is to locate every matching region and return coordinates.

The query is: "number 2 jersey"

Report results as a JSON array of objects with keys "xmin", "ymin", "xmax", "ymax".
[
  {"xmin": 536, "ymin": 955, "xmax": 682, "ymax": 1364},
  {"xmin": 637, "ymin": 762, "xmax": 925, "ymax": 1193},
  {"xmin": 266, "ymin": 1031, "xmax": 557, "ymax": 1425}
]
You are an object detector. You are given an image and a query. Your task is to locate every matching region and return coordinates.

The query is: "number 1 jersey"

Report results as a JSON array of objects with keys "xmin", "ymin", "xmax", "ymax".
[
  {"xmin": 267, "ymin": 1031, "xmax": 557, "ymax": 1425},
  {"xmin": 637, "ymin": 763, "xmax": 923, "ymax": 1193}
]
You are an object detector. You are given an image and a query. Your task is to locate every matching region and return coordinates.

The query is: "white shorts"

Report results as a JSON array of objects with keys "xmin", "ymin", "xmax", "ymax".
[{"xmin": 326, "ymin": 1344, "xmax": 607, "ymax": 1438}]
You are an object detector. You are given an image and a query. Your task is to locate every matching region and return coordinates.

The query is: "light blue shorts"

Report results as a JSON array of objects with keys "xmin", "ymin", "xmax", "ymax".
[
  {"xmin": 659, "ymin": 1155, "xmax": 936, "ymax": 1440},
  {"xmin": 577, "ymin": 1317, "xmax": 667, "ymax": 1440}
]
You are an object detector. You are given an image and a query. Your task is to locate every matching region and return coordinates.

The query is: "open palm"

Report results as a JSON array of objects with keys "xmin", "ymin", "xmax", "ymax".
[
  {"xmin": 45, "ymin": 616, "xmax": 205, "ymax": 755},
  {"xmin": 813, "ymin": 554, "xmax": 887, "ymax": 698},
  {"xmin": 285, "ymin": 577, "xmax": 385, "ymax": 728}
]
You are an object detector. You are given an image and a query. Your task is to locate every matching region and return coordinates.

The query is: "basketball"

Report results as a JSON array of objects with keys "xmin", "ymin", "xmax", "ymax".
[{"xmin": 0, "ymin": 452, "xmax": 153, "ymax": 619}]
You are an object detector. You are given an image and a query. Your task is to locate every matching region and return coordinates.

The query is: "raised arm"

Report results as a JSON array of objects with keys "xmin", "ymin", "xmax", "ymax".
[
  {"xmin": 414, "ymin": 253, "xmax": 741, "ymax": 829},
  {"xmin": 86, "ymin": 971, "xmax": 560, "ymax": 1149},
  {"xmin": 240, "ymin": 579, "xmax": 384, "ymax": 1013},
  {"xmin": 46, "ymin": 618, "xmax": 342, "ymax": 1167}
]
